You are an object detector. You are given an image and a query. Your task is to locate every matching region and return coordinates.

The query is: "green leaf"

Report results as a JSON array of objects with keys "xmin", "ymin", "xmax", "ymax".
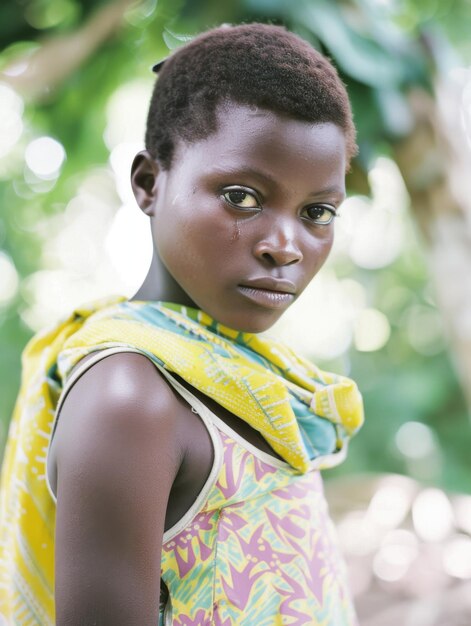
[{"xmin": 300, "ymin": 0, "xmax": 406, "ymax": 87}]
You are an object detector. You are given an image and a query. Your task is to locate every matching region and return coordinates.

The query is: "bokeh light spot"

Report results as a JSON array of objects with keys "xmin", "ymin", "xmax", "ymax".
[
  {"xmin": 367, "ymin": 484, "xmax": 411, "ymax": 528},
  {"xmin": 412, "ymin": 489, "xmax": 454, "ymax": 542},
  {"xmin": 395, "ymin": 421, "xmax": 437, "ymax": 459},
  {"xmin": 373, "ymin": 529, "xmax": 418, "ymax": 582},
  {"xmin": 104, "ymin": 80, "xmax": 152, "ymax": 150},
  {"xmin": 443, "ymin": 534, "xmax": 471, "ymax": 579},
  {"xmin": 270, "ymin": 271, "xmax": 363, "ymax": 360},
  {"xmin": 0, "ymin": 252, "xmax": 19, "ymax": 306},
  {"xmin": 354, "ymin": 308, "xmax": 391, "ymax": 352},
  {"xmin": 25, "ymin": 136, "xmax": 66, "ymax": 179},
  {"xmin": 105, "ymin": 203, "xmax": 153, "ymax": 291}
]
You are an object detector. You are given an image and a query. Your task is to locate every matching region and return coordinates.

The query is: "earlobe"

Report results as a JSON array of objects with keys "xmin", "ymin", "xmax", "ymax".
[{"xmin": 130, "ymin": 150, "xmax": 161, "ymax": 216}]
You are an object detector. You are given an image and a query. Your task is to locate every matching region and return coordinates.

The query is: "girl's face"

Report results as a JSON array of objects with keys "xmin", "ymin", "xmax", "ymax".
[{"xmin": 137, "ymin": 103, "xmax": 346, "ymax": 333}]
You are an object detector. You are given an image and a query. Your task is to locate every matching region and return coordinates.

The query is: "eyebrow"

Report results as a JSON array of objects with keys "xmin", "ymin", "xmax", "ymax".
[
  {"xmin": 309, "ymin": 186, "xmax": 346, "ymax": 201},
  {"xmin": 212, "ymin": 165, "xmax": 278, "ymax": 186},
  {"xmin": 211, "ymin": 165, "xmax": 345, "ymax": 200}
]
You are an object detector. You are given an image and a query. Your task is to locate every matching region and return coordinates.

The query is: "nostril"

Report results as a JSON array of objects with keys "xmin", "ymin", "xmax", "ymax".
[
  {"xmin": 261, "ymin": 252, "xmax": 301, "ymax": 267},
  {"xmin": 254, "ymin": 237, "xmax": 303, "ymax": 267},
  {"xmin": 261, "ymin": 252, "xmax": 276, "ymax": 265}
]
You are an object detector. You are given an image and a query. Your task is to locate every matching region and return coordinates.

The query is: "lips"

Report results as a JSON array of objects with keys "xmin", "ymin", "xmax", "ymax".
[
  {"xmin": 237, "ymin": 276, "xmax": 297, "ymax": 309},
  {"xmin": 239, "ymin": 276, "xmax": 297, "ymax": 294}
]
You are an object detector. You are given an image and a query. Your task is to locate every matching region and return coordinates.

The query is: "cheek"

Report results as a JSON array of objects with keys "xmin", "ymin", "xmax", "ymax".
[
  {"xmin": 303, "ymin": 231, "xmax": 335, "ymax": 271},
  {"xmin": 322, "ymin": 229, "xmax": 335, "ymax": 255},
  {"xmin": 153, "ymin": 205, "xmax": 234, "ymax": 270},
  {"xmin": 185, "ymin": 206, "xmax": 242, "ymax": 259}
]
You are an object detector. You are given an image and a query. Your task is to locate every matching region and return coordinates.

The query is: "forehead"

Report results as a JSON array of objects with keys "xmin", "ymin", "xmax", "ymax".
[{"xmin": 172, "ymin": 103, "xmax": 347, "ymax": 191}]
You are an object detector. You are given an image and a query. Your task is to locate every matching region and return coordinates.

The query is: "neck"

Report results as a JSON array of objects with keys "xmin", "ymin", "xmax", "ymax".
[{"xmin": 130, "ymin": 253, "xmax": 195, "ymax": 307}]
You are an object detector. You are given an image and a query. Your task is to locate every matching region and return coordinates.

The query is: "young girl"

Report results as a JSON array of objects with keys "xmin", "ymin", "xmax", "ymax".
[{"xmin": 0, "ymin": 23, "xmax": 364, "ymax": 626}]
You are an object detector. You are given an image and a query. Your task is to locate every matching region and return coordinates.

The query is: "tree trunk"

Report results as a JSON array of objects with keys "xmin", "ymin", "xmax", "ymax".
[{"xmin": 393, "ymin": 73, "xmax": 471, "ymax": 413}]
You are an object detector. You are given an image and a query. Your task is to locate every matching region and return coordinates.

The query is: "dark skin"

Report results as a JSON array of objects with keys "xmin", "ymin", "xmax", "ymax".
[{"xmin": 50, "ymin": 103, "xmax": 346, "ymax": 625}]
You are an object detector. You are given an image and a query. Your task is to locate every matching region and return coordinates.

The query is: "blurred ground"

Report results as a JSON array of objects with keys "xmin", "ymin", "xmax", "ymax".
[{"xmin": 326, "ymin": 474, "xmax": 471, "ymax": 625}]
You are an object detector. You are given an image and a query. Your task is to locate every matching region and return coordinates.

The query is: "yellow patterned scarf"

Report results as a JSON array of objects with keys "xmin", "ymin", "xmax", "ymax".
[{"xmin": 0, "ymin": 296, "xmax": 363, "ymax": 624}]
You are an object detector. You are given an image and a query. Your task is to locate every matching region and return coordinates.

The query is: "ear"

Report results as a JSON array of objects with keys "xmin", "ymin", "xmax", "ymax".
[{"xmin": 131, "ymin": 150, "xmax": 161, "ymax": 216}]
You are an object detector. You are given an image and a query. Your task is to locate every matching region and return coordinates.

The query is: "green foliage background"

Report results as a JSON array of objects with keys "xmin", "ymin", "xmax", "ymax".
[{"xmin": 1, "ymin": 0, "xmax": 470, "ymax": 492}]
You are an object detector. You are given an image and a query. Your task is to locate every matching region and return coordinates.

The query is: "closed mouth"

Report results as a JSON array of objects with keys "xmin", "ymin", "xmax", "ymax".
[
  {"xmin": 237, "ymin": 285, "xmax": 295, "ymax": 309},
  {"xmin": 238, "ymin": 276, "xmax": 297, "ymax": 295}
]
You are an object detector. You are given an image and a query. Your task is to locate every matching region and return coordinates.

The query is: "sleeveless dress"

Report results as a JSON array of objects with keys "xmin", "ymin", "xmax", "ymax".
[
  {"xmin": 0, "ymin": 298, "xmax": 363, "ymax": 624},
  {"xmin": 159, "ymin": 375, "xmax": 358, "ymax": 625},
  {"xmin": 47, "ymin": 350, "xmax": 358, "ymax": 626}
]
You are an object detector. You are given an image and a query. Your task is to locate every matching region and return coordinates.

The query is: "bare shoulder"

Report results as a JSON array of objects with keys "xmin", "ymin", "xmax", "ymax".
[
  {"xmin": 54, "ymin": 351, "xmax": 185, "ymax": 482},
  {"xmin": 53, "ymin": 352, "xmax": 184, "ymax": 625}
]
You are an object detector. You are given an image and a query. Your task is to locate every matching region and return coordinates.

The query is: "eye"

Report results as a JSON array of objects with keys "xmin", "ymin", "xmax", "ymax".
[
  {"xmin": 222, "ymin": 186, "xmax": 260, "ymax": 210},
  {"xmin": 302, "ymin": 204, "xmax": 337, "ymax": 225}
]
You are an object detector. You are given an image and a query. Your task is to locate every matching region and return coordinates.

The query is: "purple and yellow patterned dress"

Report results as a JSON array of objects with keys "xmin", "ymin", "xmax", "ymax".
[{"xmin": 157, "ymin": 368, "xmax": 359, "ymax": 625}]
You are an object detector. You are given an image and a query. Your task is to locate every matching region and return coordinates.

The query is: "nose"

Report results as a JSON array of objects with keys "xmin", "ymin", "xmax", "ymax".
[{"xmin": 253, "ymin": 219, "xmax": 303, "ymax": 267}]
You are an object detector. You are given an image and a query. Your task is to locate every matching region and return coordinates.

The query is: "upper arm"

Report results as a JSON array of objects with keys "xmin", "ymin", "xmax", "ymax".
[{"xmin": 53, "ymin": 352, "xmax": 183, "ymax": 626}]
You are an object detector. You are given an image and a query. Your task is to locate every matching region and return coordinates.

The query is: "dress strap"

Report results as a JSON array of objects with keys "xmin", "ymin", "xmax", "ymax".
[{"xmin": 45, "ymin": 347, "xmax": 224, "ymax": 536}]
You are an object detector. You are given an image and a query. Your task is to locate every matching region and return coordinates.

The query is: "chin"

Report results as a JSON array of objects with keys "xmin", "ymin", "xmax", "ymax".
[
  {"xmin": 219, "ymin": 311, "xmax": 282, "ymax": 335},
  {"xmin": 243, "ymin": 320, "xmax": 278, "ymax": 334}
]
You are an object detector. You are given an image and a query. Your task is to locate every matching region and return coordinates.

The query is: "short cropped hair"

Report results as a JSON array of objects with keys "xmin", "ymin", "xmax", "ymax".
[{"xmin": 145, "ymin": 23, "xmax": 357, "ymax": 170}]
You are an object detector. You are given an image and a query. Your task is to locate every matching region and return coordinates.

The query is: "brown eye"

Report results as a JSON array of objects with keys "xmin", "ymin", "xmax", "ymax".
[
  {"xmin": 223, "ymin": 187, "xmax": 260, "ymax": 210},
  {"xmin": 303, "ymin": 205, "xmax": 336, "ymax": 225}
]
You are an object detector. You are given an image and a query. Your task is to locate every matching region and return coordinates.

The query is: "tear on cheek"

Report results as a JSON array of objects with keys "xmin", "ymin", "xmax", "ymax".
[{"xmin": 231, "ymin": 219, "xmax": 241, "ymax": 242}]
